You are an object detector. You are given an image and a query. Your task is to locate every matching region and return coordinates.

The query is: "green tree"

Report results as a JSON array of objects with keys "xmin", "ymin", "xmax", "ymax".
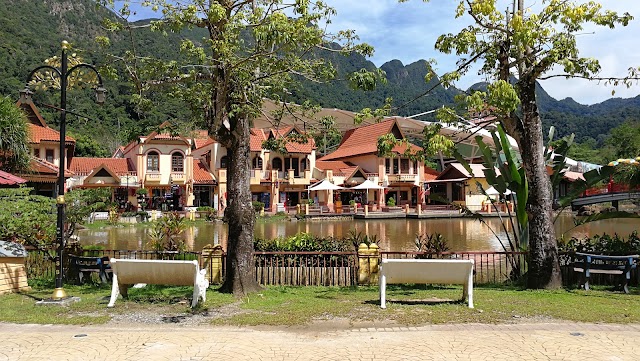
[
  {"xmin": 413, "ymin": 0, "xmax": 635, "ymax": 288},
  {"xmin": 0, "ymin": 96, "xmax": 30, "ymax": 172},
  {"xmin": 0, "ymin": 188, "xmax": 56, "ymax": 255},
  {"xmin": 606, "ymin": 120, "xmax": 640, "ymax": 159},
  {"xmin": 99, "ymin": 0, "xmax": 379, "ymax": 295}
]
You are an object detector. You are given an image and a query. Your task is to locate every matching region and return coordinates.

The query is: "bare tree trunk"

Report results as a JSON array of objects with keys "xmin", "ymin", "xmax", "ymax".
[
  {"xmin": 517, "ymin": 78, "xmax": 562, "ymax": 289},
  {"xmin": 218, "ymin": 115, "xmax": 262, "ymax": 296}
]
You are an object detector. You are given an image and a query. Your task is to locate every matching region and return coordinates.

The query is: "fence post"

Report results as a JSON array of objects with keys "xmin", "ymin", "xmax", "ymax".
[
  {"xmin": 358, "ymin": 243, "xmax": 380, "ymax": 285},
  {"xmin": 202, "ymin": 244, "xmax": 224, "ymax": 284},
  {"xmin": 364, "ymin": 205, "xmax": 369, "ymax": 216},
  {"xmin": 417, "ymin": 203, "xmax": 422, "ymax": 216}
]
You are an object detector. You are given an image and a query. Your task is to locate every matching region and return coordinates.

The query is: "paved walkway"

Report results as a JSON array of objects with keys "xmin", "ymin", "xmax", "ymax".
[{"xmin": 1, "ymin": 322, "xmax": 639, "ymax": 360}]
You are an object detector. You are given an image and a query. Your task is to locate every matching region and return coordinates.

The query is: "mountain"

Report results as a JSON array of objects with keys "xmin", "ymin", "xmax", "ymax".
[{"xmin": 0, "ymin": 0, "xmax": 638, "ymax": 155}]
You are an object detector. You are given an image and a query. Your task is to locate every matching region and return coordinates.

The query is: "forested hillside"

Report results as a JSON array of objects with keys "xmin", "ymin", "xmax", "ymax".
[{"xmin": 1, "ymin": 0, "xmax": 638, "ymax": 157}]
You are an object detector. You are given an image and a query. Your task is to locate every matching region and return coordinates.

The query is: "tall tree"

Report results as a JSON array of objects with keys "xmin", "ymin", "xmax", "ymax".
[
  {"xmin": 99, "ymin": 0, "xmax": 379, "ymax": 295},
  {"xmin": 416, "ymin": 0, "xmax": 635, "ymax": 288},
  {"xmin": 0, "ymin": 96, "xmax": 30, "ymax": 172}
]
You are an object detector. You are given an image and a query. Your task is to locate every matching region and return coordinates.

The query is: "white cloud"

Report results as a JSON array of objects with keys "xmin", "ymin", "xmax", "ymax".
[{"xmin": 125, "ymin": 1, "xmax": 640, "ymax": 105}]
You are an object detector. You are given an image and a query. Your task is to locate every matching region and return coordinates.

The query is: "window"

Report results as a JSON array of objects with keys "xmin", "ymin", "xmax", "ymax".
[
  {"xmin": 272, "ymin": 158, "xmax": 282, "ymax": 171},
  {"xmin": 385, "ymin": 158, "xmax": 390, "ymax": 174},
  {"xmin": 413, "ymin": 161, "xmax": 418, "ymax": 175},
  {"xmin": 393, "ymin": 159, "xmax": 399, "ymax": 174},
  {"xmin": 220, "ymin": 155, "xmax": 229, "ymax": 169},
  {"xmin": 171, "ymin": 152, "xmax": 184, "ymax": 172},
  {"xmin": 252, "ymin": 156, "xmax": 263, "ymax": 169},
  {"xmin": 147, "ymin": 151, "xmax": 159, "ymax": 172},
  {"xmin": 45, "ymin": 149, "xmax": 54, "ymax": 163},
  {"xmin": 34, "ymin": 149, "xmax": 40, "ymax": 158},
  {"xmin": 400, "ymin": 159, "xmax": 409, "ymax": 173}
]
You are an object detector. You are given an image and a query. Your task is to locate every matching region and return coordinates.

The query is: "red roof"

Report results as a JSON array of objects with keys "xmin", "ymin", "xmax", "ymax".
[
  {"xmin": 28, "ymin": 123, "xmax": 75, "ymax": 144},
  {"xmin": 193, "ymin": 159, "xmax": 216, "ymax": 184},
  {"xmin": 269, "ymin": 127, "xmax": 316, "ymax": 154},
  {"xmin": 0, "ymin": 170, "xmax": 27, "ymax": 185},
  {"xmin": 424, "ymin": 166, "xmax": 439, "ymax": 181},
  {"xmin": 250, "ymin": 129, "xmax": 267, "ymax": 152},
  {"xmin": 321, "ymin": 119, "xmax": 419, "ymax": 161},
  {"xmin": 70, "ymin": 157, "xmax": 135, "ymax": 176},
  {"xmin": 315, "ymin": 160, "xmax": 363, "ymax": 178},
  {"xmin": 20, "ymin": 157, "xmax": 73, "ymax": 181}
]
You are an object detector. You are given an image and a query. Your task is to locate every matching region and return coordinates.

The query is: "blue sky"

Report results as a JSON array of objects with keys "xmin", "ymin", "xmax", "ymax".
[{"xmin": 124, "ymin": 1, "xmax": 640, "ymax": 105}]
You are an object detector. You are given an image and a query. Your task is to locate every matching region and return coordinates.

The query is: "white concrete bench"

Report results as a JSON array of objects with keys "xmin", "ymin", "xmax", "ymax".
[
  {"xmin": 107, "ymin": 259, "xmax": 209, "ymax": 308},
  {"xmin": 379, "ymin": 259, "xmax": 474, "ymax": 309}
]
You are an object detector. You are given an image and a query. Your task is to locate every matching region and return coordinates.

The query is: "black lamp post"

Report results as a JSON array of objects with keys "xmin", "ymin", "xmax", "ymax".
[{"xmin": 22, "ymin": 41, "xmax": 106, "ymax": 300}]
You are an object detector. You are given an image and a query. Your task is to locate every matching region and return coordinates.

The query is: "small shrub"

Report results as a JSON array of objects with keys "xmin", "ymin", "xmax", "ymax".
[
  {"xmin": 415, "ymin": 233, "xmax": 450, "ymax": 258},
  {"xmin": 558, "ymin": 231, "xmax": 640, "ymax": 255},
  {"xmin": 136, "ymin": 188, "xmax": 148, "ymax": 196},
  {"xmin": 121, "ymin": 211, "xmax": 137, "ymax": 218},
  {"xmin": 346, "ymin": 229, "xmax": 379, "ymax": 250},
  {"xmin": 254, "ymin": 232, "xmax": 351, "ymax": 252},
  {"xmin": 386, "ymin": 197, "xmax": 396, "ymax": 207},
  {"xmin": 252, "ymin": 201, "xmax": 265, "ymax": 213},
  {"xmin": 137, "ymin": 211, "xmax": 150, "ymax": 221},
  {"xmin": 349, "ymin": 200, "xmax": 356, "ymax": 206},
  {"xmin": 197, "ymin": 206, "xmax": 216, "ymax": 221}
]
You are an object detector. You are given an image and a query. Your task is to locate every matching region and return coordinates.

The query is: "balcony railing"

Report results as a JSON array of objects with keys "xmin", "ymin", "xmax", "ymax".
[
  {"xmin": 170, "ymin": 172, "xmax": 186, "ymax": 184},
  {"xmin": 386, "ymin": 174, "xmax": 418, "ymax": 183},
  {"xmin": 145, "ymin": 173, "xmax": 161, "ymax": 182}
]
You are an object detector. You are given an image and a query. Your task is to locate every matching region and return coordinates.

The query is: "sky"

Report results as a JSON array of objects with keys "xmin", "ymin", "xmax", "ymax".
[{"xmin": 123, "ymin": 1, "xmax": 640, "ymax": 106}]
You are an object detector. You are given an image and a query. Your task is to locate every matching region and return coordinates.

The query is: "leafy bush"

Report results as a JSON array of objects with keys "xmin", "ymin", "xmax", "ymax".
[
  {"xmin": 137, "ymin": 211, "xmax": 150, "ymax": 221},
  {"xmin": 147, "ymin": 212, "xmax": 187, "ymax": 252},
  {"xmin": 386, "ymin": 197, "xmax": 396, "ymax": 207},
  {"xmin": 136, "ymin": 188, "xmax": 148, "ymax": 196},
  {"xmin": 252, "ymin": 201, "xmax": 265, "ymax": 213},
  {"xmin": 254, "ymin": 232, "xmax": 351, "ymax": 252},
  {"xmin": 558, "ymin": 231, "xmax": 640, "ymax": 255},
  {"xmin": 415, "ymin": 233, "xmax": 450, "ymax": 258},
  {"xmin": 346, "ymin": 230, "xmax": 379, "ymax": 250},
  {"xmin": 196, "ymin": 206, "xmax": 216, "ymax": 221},
  {"xmin": 121, "ymin": 211, "xmax": 138, "ymax": 218}
]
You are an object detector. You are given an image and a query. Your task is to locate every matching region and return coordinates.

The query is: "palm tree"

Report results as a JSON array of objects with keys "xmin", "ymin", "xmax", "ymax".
[{"xmin": 0, "ymin": 96, "xmax": 30, "ymax": 172}]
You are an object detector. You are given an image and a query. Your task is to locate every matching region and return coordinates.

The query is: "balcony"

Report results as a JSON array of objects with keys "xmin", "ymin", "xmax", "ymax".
[
  {"xmin": 250, "ymin": 169, "xmax": 263, "ymax": 185},
  {"xmin": 145, "ymin": 173, "xmax": 161, "ymax": 183},
  {"xmin": 170, "ymin": 172, "xmax": 186, "ymax": 184},
  {"xmin": 386, "ymin": 174, "xmax": 418, "ymax": 183},
  {"xmin": 366, "ymin": 173, "xmax": 379, "ymax": 183},
  {"xmin": 287, "ymin": 169, "xmax": 311, "ymax": 185}
]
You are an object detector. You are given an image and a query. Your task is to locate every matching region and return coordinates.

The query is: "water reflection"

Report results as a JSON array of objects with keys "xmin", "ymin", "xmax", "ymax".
[{"xmin": 77, "ymin": 215, "xmax": 640, "ymax": 252}]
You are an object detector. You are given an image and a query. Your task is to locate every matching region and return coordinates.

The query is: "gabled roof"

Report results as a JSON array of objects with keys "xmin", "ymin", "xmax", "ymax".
[
  {"xmin": 83, "ymin": 164, "xmax": 122, "ymax": 184},
  {"xmin": 0, "ymin": 170, "xmax": 27, "ymax": 186},
  {"xmin": 70, "ymin": 157, "xmax": 134, "ymax": 176},
  {"xmin": 16, "ymin": 98, "xmax": 75, "ymax": 145},
  {"xmin": 315, "ymin": 160, "xmax": 368, "ymax": 180},
  {"xmin": 268, "ymin": 126, "xmax": 316, "ymax": 154},
  {"xmin": 193, "ymin": 159, "xmax": 216, "ymax": 184},
  {"xmin": 424, "ymin": 166, "xmax": 440, "ymax": 182},
  {"xmin": 193, "ymin": 130, "xmax": 215, "ymax": 150},
  {"xmin": 18, "ymin": 157, "xmax": 73, "ymax": 183},
  {"xmin": 142, "ymin": 121, "xmax": 191, "ymax": 145},
  {"xmin": 321, "ymin": 119, "xmax": 420, "ymax": 161}
]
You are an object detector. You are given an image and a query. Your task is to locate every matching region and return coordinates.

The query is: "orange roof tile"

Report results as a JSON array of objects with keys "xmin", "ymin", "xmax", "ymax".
[
  {"xmin": 424, "ymin": 166, "xmax": 439, "ymax": 181},
  {"xmin": 20, "ymin": 157, "xmax": 73, "ymax": 181},
  {"xmin": 269, "ymin": 127, "xmax": 316, "ymax": 154},
  {"xmin": 250, "ymin": 129, "xmax": 267, "ymax": 152},
  {"xmin": 193, "ymin": 159, "xmax": 216, "ymax": 184},
  {"xmin": 70, "ymin": 157, "xmax": 134, "ymax": 176},
  {"xmin": 321, "ymin": 119, "xmax": 419, "ymax": 161},
  {"xmin": 0, "ymin": 170, "xmax": 27, "ymax": 185},
  {"xmin": 28, "ymin": 123, "xmax": 75, "ymax": 144}
]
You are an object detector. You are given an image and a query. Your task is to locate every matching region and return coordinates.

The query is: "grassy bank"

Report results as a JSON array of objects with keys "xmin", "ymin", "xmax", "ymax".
[{"xmin": 2, "ymin": 282, "xmax": 639, "ymax": 326}]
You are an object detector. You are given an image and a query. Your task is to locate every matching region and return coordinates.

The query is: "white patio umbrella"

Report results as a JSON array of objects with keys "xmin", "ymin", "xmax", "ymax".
[
  {"xmin": 350, "ymin": 179, "xmax": 385, "ymax": 190},
  {"xmin": 307, "ymin": 179, "xmax": 345, "ymax": 191},
  {"xmin": 485, "ymin": 186, "xmax": 513, "ymax": 195}
]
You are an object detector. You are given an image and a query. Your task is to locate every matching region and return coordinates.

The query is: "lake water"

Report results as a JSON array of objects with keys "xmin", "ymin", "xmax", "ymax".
[{"xmin": 77, "ymin": 215, "xmax": 640, "ymax": 252}]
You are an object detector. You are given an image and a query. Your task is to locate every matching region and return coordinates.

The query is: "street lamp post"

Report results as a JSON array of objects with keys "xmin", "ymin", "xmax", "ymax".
[{"xmin": 22, "ymin": 41, "xmax": 106, "ymax": 300}]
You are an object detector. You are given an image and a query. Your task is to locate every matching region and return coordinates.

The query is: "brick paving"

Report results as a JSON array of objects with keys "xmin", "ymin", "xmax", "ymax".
[{"xmin": 1, "ymin": 322, "xmax": 639, "ymax": 360}]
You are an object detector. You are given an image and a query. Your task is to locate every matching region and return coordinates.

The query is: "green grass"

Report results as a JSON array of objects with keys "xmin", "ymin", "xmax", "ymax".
[{"xmin": 2, "ymin": 282, "xmax": 640, "ymax": 326}]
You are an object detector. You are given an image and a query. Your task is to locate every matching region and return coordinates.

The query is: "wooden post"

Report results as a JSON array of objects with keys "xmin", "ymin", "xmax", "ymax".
[
  {"xmin": 417, "ymin": 203, "xmax": 422, "ymax": 215},
  {"xmin": 364, "ymin": 204, "xmax": 369, "ymax": 216},
  {"xmin": 305, "ymin": 203, "xmax": 309, "ymax": 215}
]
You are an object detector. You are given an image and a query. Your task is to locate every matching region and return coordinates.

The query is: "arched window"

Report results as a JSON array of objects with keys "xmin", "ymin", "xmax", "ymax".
[
  {"xmin": 272, "ymin": 158, "xmax": 283, "ymax": 171},
  {"xmin": 147, "ymin": 151, "xmax": 159, "ymax": 172},
  {"xmin": 220, "ymin": 155, "xmax": 229, "ymax": 169},
  {"xmin": 171, "ymin": 152, "xmax": 184, "ymax": 172},
  {"xmin": 252, "ymin": 156, "xmax": 263, "ymax": 169}
]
